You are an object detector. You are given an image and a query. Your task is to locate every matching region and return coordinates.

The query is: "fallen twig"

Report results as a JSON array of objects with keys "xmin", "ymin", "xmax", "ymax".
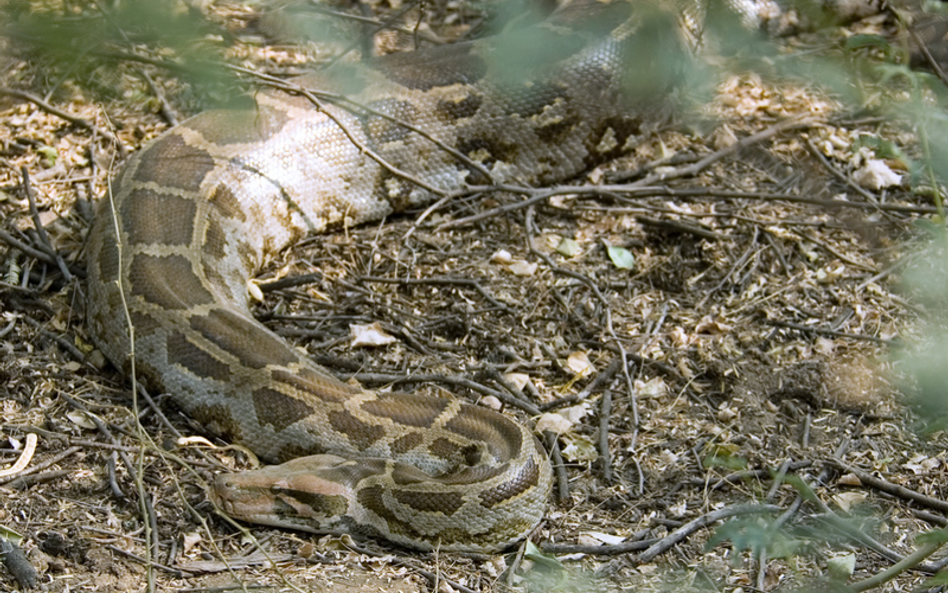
[
  {"xmin": 540, "ymin": 356, "xmax": 623, "ymax": 412},
  {"xmin": 0, "ymin": 445, "xmax": 80, "ymax": 486},
  {"xmin": 0, "ymin": 87, "xmax": 124, "ymax": 155},
  {"xmin": 598, "ymin": 388, "xmax": 613, "ymax": 483},
  {"xmin": 829, "ymin": 458, "xmax": 948, "ymax": 514},
  {"xmin": 767, "ymin": 320, "xmax": 894, "ymax": 346},
  {"xmin": 545, "ymin": 431, "xmax": 569, "ymax": 503},
  {"xmin": 21, "ymin": 166, "xmax": 72, "ymax": 281},
  {"xmin": 595, "ymin": 504, "xmax": 782, "ymax": 577}
]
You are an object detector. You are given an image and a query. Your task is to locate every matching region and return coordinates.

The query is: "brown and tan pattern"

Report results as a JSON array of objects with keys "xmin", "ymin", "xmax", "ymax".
[{"xmin": 85, "ymin": 0, "xmax": 679, "ymax": 553}]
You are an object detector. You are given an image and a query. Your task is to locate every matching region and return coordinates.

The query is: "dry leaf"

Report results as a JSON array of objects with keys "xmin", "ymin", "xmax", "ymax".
[
  {"xmin": 536, "ymin": 412, "xmax": 573, "ymax": 435},
  {"xmin": 658, "ymin": 449, "xmax": 679, "ymax": 467},
  {"xmin": 297, "ymin": 541, "xmax": 315, "ymax": 558},
  {"xmin": 636, "ymin": 377, "xmax": 668, "ymax": 399},
  {"xmin": 504, "ymin": 373, "xmax": 530, "ymax": 391},
  {"xmin": 508, "ymin": 261, "xmax": 537, "ymax": 276},
  {"xmin": 536, "ymin": 405, "xmax": 587, "ymax": 435},
  {"xmin": 181, "ymin": 532, "xmax": 202, "ymax": 555},
  {"xmin": 490, "ymin": 249, "xmax": 513, "ymax": 264},
  {"xmin": 480, "ymin": 395, "xmax": 502, "ymax": 411},
  {"xmin": 561, "ymin": 433, "xmax": 597, "ymax": 462},
  {"xmin": 852, "ymin": 158, "xmax": 901, "ymax": 190},
  {"xmin": 584, "ymin": 532, "xmax": 627, "ymax": 545},
  {"xmin": 837, "ymin": 473, "xmax": 862, "ymax": 486},
  {"xmin": 66, "ymin": 409, "xmax": 99, "ymax": 430},
  {"xmin": 350, "ymin": 322, "xmax": 397, "ymax": 347},
  {"xmin": 695, "ymin": 315, "xmax": 731, "ymax": 334},
  {"xmin": 567, "ymin": 351, "xmax": 594, "ymax": 376},
  {"xmin": 833, "ymin": 491, "xmax": 867, "ymax": 512}
]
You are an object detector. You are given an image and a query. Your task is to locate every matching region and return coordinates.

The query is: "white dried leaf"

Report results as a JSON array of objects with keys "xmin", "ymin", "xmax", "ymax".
[
  {"xmin": 485, "ymin": 556, "xmax": 506, "ymax": 577},
  {"xmin": 536, "ymin": 412, "xmax": 573, "ymax": 435},
  {"xmin": 905, "ymin": 456, "xmax": 940, "ymax": 474},
  {"xmin": 66, "ymin": 409, "xmax": 99, "ymax": 430},
  {"xmin": 815, "ymin": 337, "xmax": 836, "ymax": 355},
  {"xmin": 577, "ymin": 533, "xmax": 605, "ymax": 547},
  {"xmin": 504, "ymin": 373, "xmax": 530, "ymax": 391},
  {"xmin": 669, "ymin": 326, "xmax": 692, "ymax": 347},
  {"xmin": 561, "ymin": 404, "xmax": 589, "ymax": 424},
  {"xmin": 534, "ymin": 233, "xmax": 561, "ymax": 253},
  {"xmin": 177, "ymin": 436, "xmax": 216, "ymax": 448},
  {"xmin": 490, "ymin": 249, "xmax": 513, "ymax": 264},
  {"xmin": 695, "ymin": 315, "xmax": 731, "ymax": 334},
  {"xmin": 561, "ymin": 434, "xmax": 597, "ymax": 462},
  {"xmin": 658, "ymin": 449, "xmax": 679, "ymax": 467},
  {"xmin": 716, "ymin": 405, "xmax": 738, "ymax": 421},
  {"xmin": 636, "ymin": 377, "xmax": 668, "ymax": 399},
  {"xmin": 181, "ymin": 532, "xmax": 202, "ymax": 554},
  {"xmin": 350, "ymin": 322, "xmax": 397, "ymax": 347},
  {"xmin": 584, "ymin": 532, "xmax": 627, "ymax": 545},
  {"xmin": 712, "ymin": 124, "xmax": 738, "ymax": 150},
  {"xmin": 549, "ymin": 194, "xmax": 576, "ymax": 209},
  {"xmin": 833, "ymin": 491, "xmax": 867, "ymax": 512},
  {"xmin": 668, "ymin": 499, "xmax": 687, "ymax": 517},
  {"xmin": 566, "ymin": 351, "xmax": 594, "ymax": 376},
  {"xmin": 537, "ymin": 405, "xmax": 587, "ymax": 435},
  {"xmin": 508, "ymin": 260, "xmax": 537, "ymax": 276},
  {"xmin": 852, "ymin": 158, "xmax": 901, "ymax": 190},
  {"xmin": 816, "ymin": 265, "xmax": 845, "ymax": 285},
  {"xmin": 587, "ymin": 167, "xmax": 604, "ymax": 184},
  {"xmin": 479, "ymin": 395, "xmax": 502, "ymax": 411}
]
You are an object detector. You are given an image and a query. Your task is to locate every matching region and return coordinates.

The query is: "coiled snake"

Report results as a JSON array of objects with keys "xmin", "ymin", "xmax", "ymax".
[{"xmin": 85, "ymin": 0, "xmax": 680, "ymax": 552}]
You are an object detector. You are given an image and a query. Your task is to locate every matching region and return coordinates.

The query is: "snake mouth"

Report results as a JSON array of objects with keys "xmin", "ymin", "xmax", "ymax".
[
  {"xmin": 209, "ymin": 456, "xmax": 359, "ymax": 532},
  {"xmin": 207, "ymin": 475, "xmax": 233, "ymax": 511}
]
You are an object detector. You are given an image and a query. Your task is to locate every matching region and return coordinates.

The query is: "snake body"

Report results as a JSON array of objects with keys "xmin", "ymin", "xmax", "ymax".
[{"xmin": 85, "ymin": 0, "xmax": 678, "ymax": 552}]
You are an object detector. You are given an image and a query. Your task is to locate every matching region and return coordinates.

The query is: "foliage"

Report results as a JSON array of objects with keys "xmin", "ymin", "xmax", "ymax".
[{"xmin": 1, "ymin": 0, "xmax": 241, "ymax": 107}]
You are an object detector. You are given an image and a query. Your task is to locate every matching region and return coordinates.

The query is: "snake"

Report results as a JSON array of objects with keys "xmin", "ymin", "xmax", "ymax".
[{"xmin": 84, "ymin": 0, "xmax": 682, "ymax": 553}]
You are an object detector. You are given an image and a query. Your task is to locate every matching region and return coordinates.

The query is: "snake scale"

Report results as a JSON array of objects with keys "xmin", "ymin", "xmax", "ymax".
[{"xmin": 85, "ymin": 0, "xmax": 680, "ymax": 552}]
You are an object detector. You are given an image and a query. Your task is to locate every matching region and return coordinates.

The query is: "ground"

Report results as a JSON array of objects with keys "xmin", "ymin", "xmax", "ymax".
[{"xmin": 1, "ymin": 1, "xmax": 947, "ymax": 592}]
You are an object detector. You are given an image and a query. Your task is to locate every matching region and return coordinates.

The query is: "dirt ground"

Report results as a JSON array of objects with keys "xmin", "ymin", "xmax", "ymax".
[{"xmin": 2, "ymin": 1, "xmax": 948, "ymax": 592}]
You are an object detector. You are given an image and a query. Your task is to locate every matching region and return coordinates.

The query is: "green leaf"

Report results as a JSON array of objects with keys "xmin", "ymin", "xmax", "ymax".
[
  {"xmin": 827, "ymin": 553, "xmax": 856, "ymax": 580},
  {"xmin": 779, "ymin": 473, "xmax": 819, "ymax": 503},
  {"xmin": 706, "ymin": 516, "xmax": 804, "ymax": 562},
  {"xmin": 925, "ymin": 571, "xmax": 948, "ymax": 586},
  {"xmin": 605, "ymin": 242, "xmax": 634, "ymax": 270},
  {"xmin": 917, "ymin": 527, "xmax": 948, "ymax": 545},
  {"xmin": 522, "ymin": 541, "xmax": 565, "ymax": 571},
  {"xmin": 556, "ymin": 237, "xmax": 580, "ymax": 257},
  {"xmin": 913, "ymin": 218, "xmax": 947, "ymax": 239},
  {"xmin": 37, "ymin": 145, "xmax": 57, "ymax": 168},
  {"xmin": 703, "ymin": 443, "xmax": 747, "ymax": 471},
  {"xmin": 0, "ymin": 524, "xmax": 24, "ymax": 544},
  {"xmin": 853, "ymin": 134, "xmax": 909, "ymax": 163},
  {"xmin": 844, "ymin": 34, "xmax": 889, "ymax": 52},
  {"xmin": 704, "ymin": 453, "xmax": 747, "ymax": 471}
]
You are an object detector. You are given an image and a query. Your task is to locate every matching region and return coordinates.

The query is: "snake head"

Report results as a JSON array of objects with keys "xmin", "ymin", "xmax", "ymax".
[{"xmin": 209, "ymin": 454, "xmax": 356, "ymax": 534}]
